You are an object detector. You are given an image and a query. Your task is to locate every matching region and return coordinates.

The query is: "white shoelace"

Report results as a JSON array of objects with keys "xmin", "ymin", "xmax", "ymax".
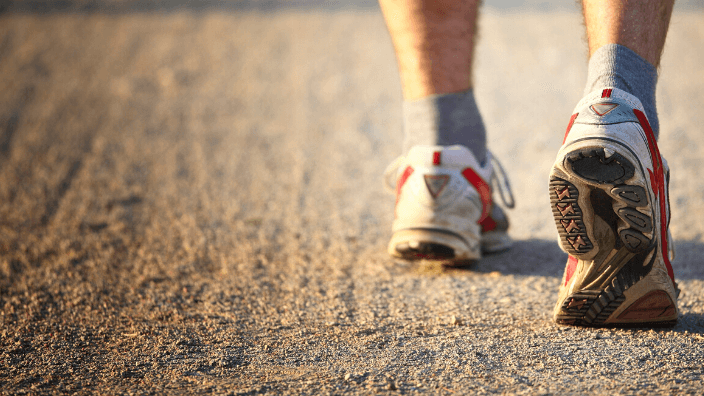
[{"xmin": 383, "ymin": 151, "xmax": 515, "ymax": 210}]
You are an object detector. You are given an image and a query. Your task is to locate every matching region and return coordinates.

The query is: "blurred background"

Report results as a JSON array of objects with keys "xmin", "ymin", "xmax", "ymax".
[{"xmin": 1, "ymin": 0, "xmax": 702, "ymax": 12}]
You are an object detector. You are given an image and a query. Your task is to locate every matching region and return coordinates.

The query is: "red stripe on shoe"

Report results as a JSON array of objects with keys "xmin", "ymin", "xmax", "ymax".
[
  {"xmin": 462, "ymin": 168, "xmax": 492, "ymax": 222},
  {"xmin": 480, "ymin": 214, "xmax": 497, "ymax": 232},
  {"xmin": 563, "ymin": 113, "xmax": 579, "ymax": 144},
  {"xmin": 634, "ymin": 109, "xmax": 675, "ymax": 285},
  {"xmin": 602, "ymin": 89, "xmax": 612, "ymax": 98},
  {"xmin": 396, "ymin": 166, "xmax": 414, "ymax": 206},
  {"xmin": 395, "ymin": 165, "xmax": 414, "ymax": 217},
  {"xmin": 565, "ymin": 255, "xmax": 578, "ymax": 286},
  {"xmin": 432, "ymin": 151, "xmax": 441, "ymax": 165}
]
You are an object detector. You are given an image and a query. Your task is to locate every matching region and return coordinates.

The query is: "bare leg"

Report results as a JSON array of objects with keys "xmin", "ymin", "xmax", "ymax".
[
  {"xmin": 582, "ymin": 0, "xmax": 675, "ymax": 67},
  {"xmin": 379, "ymin": 0, "xmax": 481, "ymax": 101},
  {"xmin": 379, "ymin": 0, "xmax": 487, "ymax": 160}
]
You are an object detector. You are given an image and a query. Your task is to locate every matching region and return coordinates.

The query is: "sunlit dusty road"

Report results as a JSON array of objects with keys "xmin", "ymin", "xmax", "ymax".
[{"xmin": 1, "ymin": 1, "xmax": 703, "ymax": 394}]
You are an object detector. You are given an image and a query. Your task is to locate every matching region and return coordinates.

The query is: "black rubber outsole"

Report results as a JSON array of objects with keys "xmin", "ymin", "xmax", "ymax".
[
  {"xmin": 394, "ymin": 242, "xmax": 455, "ymax": 261},
  {"xmin": 555, "ymin": 319, "xmax": 677, "ymax": 329},
  {"xmin": 551, "ymin": 146, "xmax": 666, "ymax": 326},
  {"xmin": 551, "ymin": 147, "xmax": 653, "ymax": 258},
  {"xmin": 554, "ymin": 249, "xmax": 657, "ymax": 326},
  {"xmin": 393, "ymin": 242, "xmax": 479, "ymax": 268}
]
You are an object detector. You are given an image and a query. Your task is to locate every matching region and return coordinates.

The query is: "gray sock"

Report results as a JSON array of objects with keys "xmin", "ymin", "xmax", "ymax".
[
  {"xmin": 403, "ymin": 89, "xmax": 487, "ymax": 164},
  {"xmin": 584, "ymin": 44, "xmax": 660, "ymax": 138}
]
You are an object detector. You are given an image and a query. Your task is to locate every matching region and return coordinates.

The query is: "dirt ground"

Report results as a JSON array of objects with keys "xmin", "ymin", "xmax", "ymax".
[{"xmin": 1, "ymin": 1, "xmax": 703, "ymax": 394}]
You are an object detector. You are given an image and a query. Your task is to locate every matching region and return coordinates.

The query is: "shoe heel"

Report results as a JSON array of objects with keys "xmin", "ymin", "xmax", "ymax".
[
  {"xmin": 388, "ymin": 229, "xmax": 480, "ymax": 262},
  {"xmin": 552, "ymin": 146, "xmax": 656, "ymax": 257}
]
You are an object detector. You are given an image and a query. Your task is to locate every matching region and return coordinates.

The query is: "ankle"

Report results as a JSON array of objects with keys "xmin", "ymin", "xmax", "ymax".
[
  {"xmin": 584, "ymin": 44, "xmax": 660, "ymax": 137},
  {"xmin": 402, "ymin": 89, "xmax": 487, "ymax": 164}
]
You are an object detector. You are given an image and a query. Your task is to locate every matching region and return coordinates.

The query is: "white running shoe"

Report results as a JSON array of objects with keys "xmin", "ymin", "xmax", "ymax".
[
  {"xmin": 550, "ymin": 87, "xmax": 678, "ymax": 326},
  {"xmin": 384, "ymin": 145, "xmax": 514, "ymax": 263}
]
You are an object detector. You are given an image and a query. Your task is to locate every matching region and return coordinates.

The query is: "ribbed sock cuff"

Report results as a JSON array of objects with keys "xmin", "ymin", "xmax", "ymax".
[
  {"xmin": 402, "ymin": 89, "xmax": 487, "ymax": 164},
  {"xmin": 584, "ymin": 44, "xmax": 660, "ymax": 137}
]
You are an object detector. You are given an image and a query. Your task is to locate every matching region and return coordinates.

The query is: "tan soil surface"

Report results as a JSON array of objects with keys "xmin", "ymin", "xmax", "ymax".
[{"xmin": 1, "ymin": 2, "xmax": 703, "ymax": 394}]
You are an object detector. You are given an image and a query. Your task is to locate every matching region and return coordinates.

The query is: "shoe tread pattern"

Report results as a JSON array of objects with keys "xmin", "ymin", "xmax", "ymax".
[
  {"xmin": 555, "ymin": 251, "xmax": 666, "ymax": 326},
  {"xmin": 559, "ymin": 147, "xmax": 654, "ymax": 254},
  {"xmin": 394, "ymin": 242, "xmax": 454, "ymax": 260},
  {"xmin": 565, "ymin": 147, "xmax": 634, "ymax": 185},
  {"xmin": 550, "ymin": 178, "xmax": 593, "ymax": 256},
  {"xmin": 552, "ymin": 146, "xmax": 673, "ymax": 326},
  {"xmin": 556, "ymin": 276, "xmax": 627, "ymax": 326}
]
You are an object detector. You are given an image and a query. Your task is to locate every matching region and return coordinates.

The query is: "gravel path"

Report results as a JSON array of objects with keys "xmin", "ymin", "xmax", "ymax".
[{"xmin": 1, "ymin": 2, "xmax": 703, "ymax": 394}]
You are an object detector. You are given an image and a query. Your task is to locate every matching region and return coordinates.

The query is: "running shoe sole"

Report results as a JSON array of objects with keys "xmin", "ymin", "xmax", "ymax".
[
  {"xmin": 550, "ymin": 141, "xmax": 677, "ymax": 327},
  {"xmin": 388, "ymin": 229, "xmax": 478, "ymax": 263}
]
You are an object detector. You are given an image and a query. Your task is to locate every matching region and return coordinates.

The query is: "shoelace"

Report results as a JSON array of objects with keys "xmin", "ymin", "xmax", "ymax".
[
  {"xmin": 383, "ymin": 151, "xmax": 516, "ymax": 209},
  {"xmin": 382, "ymin": 156, "xmax": 406, "ymax": 194},
  {"xmin": 663, "ymin": 161, "xmax": 675, "ymax": 261}
]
